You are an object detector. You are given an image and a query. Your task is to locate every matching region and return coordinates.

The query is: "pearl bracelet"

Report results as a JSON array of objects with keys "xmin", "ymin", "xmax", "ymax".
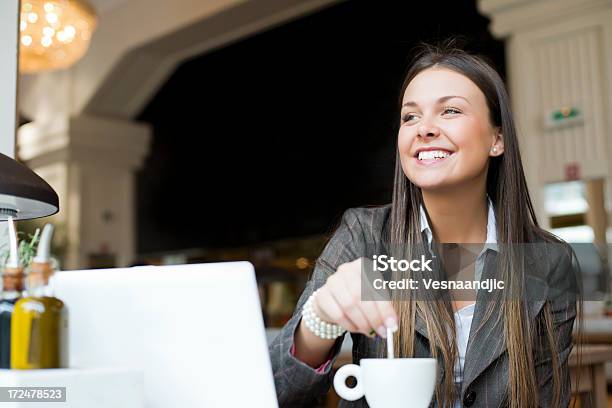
[{"xmin": 301, "ymin": 290, "xmax": 346, "ymax": 340}]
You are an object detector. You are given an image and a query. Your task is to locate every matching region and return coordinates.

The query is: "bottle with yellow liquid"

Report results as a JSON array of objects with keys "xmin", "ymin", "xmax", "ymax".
[{"xmin": 11, "ymin": 224, "xmax": 67, "ymax": 369}]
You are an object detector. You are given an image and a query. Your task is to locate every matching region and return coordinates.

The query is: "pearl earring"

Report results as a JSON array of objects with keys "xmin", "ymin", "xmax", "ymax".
[{"xmin": 491, "ymin": 147, "xmax": 497, "ymax": 154}]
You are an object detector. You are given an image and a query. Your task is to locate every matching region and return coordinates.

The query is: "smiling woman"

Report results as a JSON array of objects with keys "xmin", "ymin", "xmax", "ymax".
[
  {"xmin": 269, "ymin": 43, "xmax": 582, "ymax": 408},
  {"xmin": 399, "ymin": 69, "xmax": 504, "ymax": 194}
]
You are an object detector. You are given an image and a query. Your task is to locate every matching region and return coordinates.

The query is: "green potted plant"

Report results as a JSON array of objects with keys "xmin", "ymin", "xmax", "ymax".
[{"xmin": 0, "ymin": 228, "xmax": 41, "ymax": 269}]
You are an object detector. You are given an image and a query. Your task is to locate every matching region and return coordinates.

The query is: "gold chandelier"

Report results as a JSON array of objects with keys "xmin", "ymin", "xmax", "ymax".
[{"xmin": 19, "ymin": 0, "xmax": 97, "ymax": 74}]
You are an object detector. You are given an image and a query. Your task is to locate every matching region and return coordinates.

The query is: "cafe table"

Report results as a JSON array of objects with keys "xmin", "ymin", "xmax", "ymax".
[{"xmin": 570, "ymin": 344, "xmax": 612, "ymax": 408}]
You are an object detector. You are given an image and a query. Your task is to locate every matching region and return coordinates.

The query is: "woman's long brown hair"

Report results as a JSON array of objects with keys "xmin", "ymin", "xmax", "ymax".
[{"xmin": 385, "ymin": 43, "xmax": 583, "ymax": 407}]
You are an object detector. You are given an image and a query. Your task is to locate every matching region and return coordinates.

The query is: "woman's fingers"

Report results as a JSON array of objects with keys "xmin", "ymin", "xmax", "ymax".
[
  {"xmin": 327, "ymin": 273, "xmax": 372, "ymax": 336},
  {"xmin": 358, "ymin": 300, "xmax": 387, "ymax": 337},
  {"xmin": 314, "ymin": 258, "xmax": 398, "ymax": 338},
  {"xmin": 313, "ymin": 285, "xmax": 358, "ymax": 333},
  {"xmin": 332, "ymin": 289, "xmax": 372, "ymax": 336},
  {"xmin": 374, "ymin": 300, "xmax": 398, "ymax": 332},
  {"xmin": 341, "ymin": 267, "xmax": 387, "ymax": 337}
]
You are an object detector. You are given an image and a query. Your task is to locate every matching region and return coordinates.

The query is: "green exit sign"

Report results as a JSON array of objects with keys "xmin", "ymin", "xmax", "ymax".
[{"xmin": 544, "ymin": 106, "xmax": 583, "ymax": 130}]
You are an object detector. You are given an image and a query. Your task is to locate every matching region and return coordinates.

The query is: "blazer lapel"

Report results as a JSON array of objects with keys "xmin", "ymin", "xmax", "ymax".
[
  {"xmin": 414, "ymin": 309, "xmax": 429, "ymax": 339},
  {"xmin": 461, "ymin": 251, "xmax": 505, "ymax": 391},
  {"xmin": 462, "ymin": 248, "xmax": 548, "ymax": 392},
  {"xmin": 401, "ymin": 238, "xmax": 550, "ymax": 390}
]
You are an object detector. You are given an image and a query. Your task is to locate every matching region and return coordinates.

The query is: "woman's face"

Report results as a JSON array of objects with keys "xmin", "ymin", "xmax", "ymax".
[{"xmin": 398, "ymin": 67, "xmax": 503, "ymax": 191}]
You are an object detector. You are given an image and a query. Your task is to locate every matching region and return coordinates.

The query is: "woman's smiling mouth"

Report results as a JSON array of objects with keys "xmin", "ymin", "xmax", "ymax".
[{"xmin": 413, "ymin": 148, "xmax": 455, "ymax": 165}]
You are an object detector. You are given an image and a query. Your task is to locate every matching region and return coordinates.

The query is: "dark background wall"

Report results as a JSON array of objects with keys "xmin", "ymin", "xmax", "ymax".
[{"xmin": 136, "ymin": 0, "xmax": 505, "ymax": 254}]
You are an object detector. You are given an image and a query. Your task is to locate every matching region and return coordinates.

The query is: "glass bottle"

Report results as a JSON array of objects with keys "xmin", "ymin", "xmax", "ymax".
[
  {"xmin": 0, "ymin": 266, "xmax": 24, "ymax": 368},
  {"xmin": 11, "ymin": 224, "xmax": 67, "ymax": 369}
]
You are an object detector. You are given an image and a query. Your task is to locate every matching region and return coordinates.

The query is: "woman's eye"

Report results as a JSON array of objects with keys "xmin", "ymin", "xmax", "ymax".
[
  {"xmin": 442, "ymin": 107, "xmax": 461, "ymax": 115},
  {"xmin": 402, "ymin": 113, "xmax": 417, "ymax": 123}
]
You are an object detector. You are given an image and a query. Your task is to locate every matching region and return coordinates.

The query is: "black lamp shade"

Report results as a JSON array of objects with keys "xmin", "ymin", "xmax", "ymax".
[{"xmin": 0, "ymin": 152, "xmax": 59, "ymax": 220}]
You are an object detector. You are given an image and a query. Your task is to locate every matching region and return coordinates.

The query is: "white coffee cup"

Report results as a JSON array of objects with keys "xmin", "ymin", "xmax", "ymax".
[{"xmin": 333, "ymin": 358, "xmax": 436, "ymax": 408}]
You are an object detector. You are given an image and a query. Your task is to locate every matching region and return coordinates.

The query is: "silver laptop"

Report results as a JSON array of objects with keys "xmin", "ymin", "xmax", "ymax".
[{"xmin": 54, "ymin": 261, "xmax": 278, "ymax": 407}]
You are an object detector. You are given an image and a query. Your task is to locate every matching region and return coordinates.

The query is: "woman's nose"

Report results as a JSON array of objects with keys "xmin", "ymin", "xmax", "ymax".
[{"xmin": 417, "ymin": 123, "xmax": 440, "ymax": 138}]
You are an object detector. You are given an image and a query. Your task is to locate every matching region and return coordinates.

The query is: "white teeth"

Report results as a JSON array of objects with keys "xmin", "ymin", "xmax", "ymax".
[{"xmin": 418, "ymin": 150, "xmax": 451, "ymax": 160}]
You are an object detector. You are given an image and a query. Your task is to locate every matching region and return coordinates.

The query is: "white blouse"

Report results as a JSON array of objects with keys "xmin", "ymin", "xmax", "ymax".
[{"xmin": 453, "ymin": 302, "xmax": 476, "ymax": 383}]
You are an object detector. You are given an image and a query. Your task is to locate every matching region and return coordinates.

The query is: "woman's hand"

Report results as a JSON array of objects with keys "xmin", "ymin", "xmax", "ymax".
[{"xmin": 313, "ymin": 258, "xmax": 397, "ymax": 338}]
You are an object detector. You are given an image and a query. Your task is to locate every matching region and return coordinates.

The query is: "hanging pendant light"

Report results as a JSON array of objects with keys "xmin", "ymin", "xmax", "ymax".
[
  {"xmin": 0, "ymin": 152, "xmax": 59, "ymax": 220},
  {"xmin": 19, "ymin": 0, "xmax": 97, "ymax": 73}
]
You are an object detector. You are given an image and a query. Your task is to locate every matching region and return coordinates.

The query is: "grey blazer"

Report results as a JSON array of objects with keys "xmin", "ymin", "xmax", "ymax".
[{"xmin": 268, "ymin": 205, "xmax": 577, "ymax": 407}]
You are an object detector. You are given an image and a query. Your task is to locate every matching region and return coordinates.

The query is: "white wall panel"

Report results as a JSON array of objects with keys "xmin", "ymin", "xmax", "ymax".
[{"xmin": 534, "ymin": 27, "xmax": 608, "ymax": 182}]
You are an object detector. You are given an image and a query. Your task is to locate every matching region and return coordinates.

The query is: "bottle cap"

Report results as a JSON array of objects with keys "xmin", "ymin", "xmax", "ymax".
[
  {"xmin": 6, "ymin": 217, "xmax": 19, "ymax": 269},
  {"xmin": 2, "ymin": 266, "xmax": 24, "ymax": 292},
  {"xmin": 32, "ymin": 224, "xmax": 54, "ymax": 264}
]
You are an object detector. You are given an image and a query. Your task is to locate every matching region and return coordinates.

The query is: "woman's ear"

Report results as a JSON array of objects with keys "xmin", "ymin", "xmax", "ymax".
[{"xmin": 490, "ymin": 128, "xmax": 504, "ymax": 157}]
